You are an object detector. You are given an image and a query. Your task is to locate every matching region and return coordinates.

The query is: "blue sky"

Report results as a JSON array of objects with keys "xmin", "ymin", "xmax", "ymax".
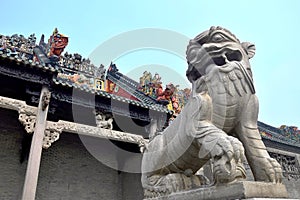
[{"xmin": 1, "ymin": 0, "xmax": 300, "ymax": 128}]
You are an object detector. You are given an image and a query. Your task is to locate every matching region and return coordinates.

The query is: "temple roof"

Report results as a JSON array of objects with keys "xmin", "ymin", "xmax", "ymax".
[
  {"xmin": 258, "ymin": 121, "xmax": 300, "ymax": 148},
  {"xmin": 0, "ymin": 33, "xmax": 170, "ymax": 114}
]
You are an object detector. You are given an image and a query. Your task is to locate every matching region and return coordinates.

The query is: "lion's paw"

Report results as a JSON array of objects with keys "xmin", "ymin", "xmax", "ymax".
[
  {"xmin": 210, "ymin": 135, "xmax": 246, "ymax": 183},
  {"xmin": 251, "ymin": 156, "xmax": 283, "ymax": 183}
]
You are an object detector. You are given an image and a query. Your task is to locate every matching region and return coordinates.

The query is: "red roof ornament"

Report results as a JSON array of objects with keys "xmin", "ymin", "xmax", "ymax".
[{"xmin": 48, "ymin": 28, "xmax": 68, "ymax": 57}]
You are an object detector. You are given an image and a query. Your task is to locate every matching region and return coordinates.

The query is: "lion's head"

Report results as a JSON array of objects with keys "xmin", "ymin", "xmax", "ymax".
[{"xmin": 186, "ymin": 26, "xmax": 256, "ymax": 94}]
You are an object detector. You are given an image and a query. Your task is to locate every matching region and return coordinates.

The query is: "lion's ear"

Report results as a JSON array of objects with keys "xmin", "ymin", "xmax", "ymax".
[{"xmin": 242, "ymin": 42, "xmax": 256, "ymax": 59}]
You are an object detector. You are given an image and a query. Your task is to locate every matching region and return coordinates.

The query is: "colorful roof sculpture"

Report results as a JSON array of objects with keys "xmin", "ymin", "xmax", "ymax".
[
  {"xmin": 0, "ymin": 30, "xmax": 170, "ymax": 115},
  {"xmin": 138, "ymin": 71, "xmax": 191, "ymax": 115},
  {"xmin": 106, "ymin": 63, "xmax": 162, "ymax": 105},
  {"xmin": 258, "ymin": 121, "xmax": 300, "ymax": 148},
  {"xmin": 279, "ymin": 125, "xmax": 300, "ymax": 143}
]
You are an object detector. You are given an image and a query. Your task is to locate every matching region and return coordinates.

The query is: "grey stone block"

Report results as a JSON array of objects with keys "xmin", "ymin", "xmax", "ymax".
[{"xmin": 145, "ymin": 181, "xmax": 289, "ymax": 200}]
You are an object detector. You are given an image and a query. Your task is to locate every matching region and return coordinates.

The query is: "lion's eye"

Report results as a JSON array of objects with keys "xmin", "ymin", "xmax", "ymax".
[{"xmin": 211, "ymin": 33, "xmax": 225, "ymax": 42}]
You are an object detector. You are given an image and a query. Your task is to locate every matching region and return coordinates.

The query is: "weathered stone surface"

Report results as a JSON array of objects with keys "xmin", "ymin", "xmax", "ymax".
[
  {"xmin": 141, "ymin": 26, "xmax": 286, "ymax": 199},
  {"xmin": 186, "ymin": 26, "xmax": 283, "ymax": 184},
  {"xmin": 144, "ymin": 181, "xmax": 289, "ymax": 200},
  {"xmin": 142, "ymin": 93, "xmax": 247, "ymax": 198}
]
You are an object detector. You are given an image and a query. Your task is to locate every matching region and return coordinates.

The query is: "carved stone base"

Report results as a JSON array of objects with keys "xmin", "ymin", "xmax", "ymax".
[
  {"xmin": 144, "ymin": 181, "xmax": 289, "ymax": 200},
  {"xmin": 243, "ymin": 199, "xmax": 298, "ymax": 200}
]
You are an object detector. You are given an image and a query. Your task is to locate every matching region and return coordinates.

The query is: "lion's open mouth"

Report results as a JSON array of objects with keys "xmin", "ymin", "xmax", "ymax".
[{"xmin": 212, "ymin": 50, "xmax": 243, "ymax": 66}]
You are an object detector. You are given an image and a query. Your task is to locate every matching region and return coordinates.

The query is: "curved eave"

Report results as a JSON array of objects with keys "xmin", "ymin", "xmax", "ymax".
[
  {"xmin": 0, "ymin": 50, "xmax": 57, "ymax": 73},
  {"xmin": 261, "ymin": 134, "xmax": 300, "ymax": 148},
  {"xmin": 0, "ymin": 50, "xmax": 171, "ymax": 115},
  {"xmin": 52, "ymin": 77, "xmax": 171, "ymax": 114},
  {"xmin": 258, "ymin": 123, "xmax": 300, "ymax": 150}
]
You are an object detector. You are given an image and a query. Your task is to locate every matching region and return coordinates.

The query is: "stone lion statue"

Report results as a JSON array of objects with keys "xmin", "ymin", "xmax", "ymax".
[{"xmin": 141, "ymin": 26, "xmax": 283, "ymax": 198}]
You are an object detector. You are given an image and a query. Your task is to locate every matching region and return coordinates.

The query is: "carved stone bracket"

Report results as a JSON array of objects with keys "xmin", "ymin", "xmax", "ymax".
[
  {"xmin": 19, "ymin": 113, "xmax": 36, "ymax": 134},
  {"xmin": 43, "ymin": 121, "xmax": 64, "ymax": 149},
  {"xmin": 0, "ymin": 96, "xmax": 37, "ymax": 134}
]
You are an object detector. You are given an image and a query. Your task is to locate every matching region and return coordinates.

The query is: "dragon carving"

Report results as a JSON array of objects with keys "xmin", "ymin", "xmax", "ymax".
[{"xmin": 141, "ymin": 26, "xmax": 283, "ymax": 198}]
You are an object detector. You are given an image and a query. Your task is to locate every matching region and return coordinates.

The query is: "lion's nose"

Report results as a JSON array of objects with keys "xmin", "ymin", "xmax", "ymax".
[{"xmin": 222, "ymin": 54, "xmax": 229, "ymax": 64}]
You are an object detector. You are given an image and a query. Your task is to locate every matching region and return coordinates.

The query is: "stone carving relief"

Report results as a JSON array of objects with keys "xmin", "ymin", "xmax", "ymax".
[
  {"xmin": 43, "ymin": 120, "xmax": 146, "ymax": 149},
  {"xmin": 0, "ymin": 96, "xmax": 37, "ymax": 115},
  {"xmin": 141, "ymin": 26, "xmax": 285, "ymax": 198},
  {"xmin": 18, "ymin": 113, "xmax": 36, "ymax": 134},
  {"xmin": 0, "ymin": 96, "xmax": 37, "ymax": 134},
  {"xmin": 142, "ymin": 93, "xmax": 246, "ymax": 198},
  {"xmin": 269, "ymin": 152, "xmax": 300, "ymax": 181},
  {"xmin": 43, "ymin": 121, "xmax": 64, "ymax": 148},
  {"xmin": 95, "ymin": 111, "xmax": 113, "ymax": 129},
  {"xmin": 41, "ymin": 91, "xmax": 51, "ymax": 111}
]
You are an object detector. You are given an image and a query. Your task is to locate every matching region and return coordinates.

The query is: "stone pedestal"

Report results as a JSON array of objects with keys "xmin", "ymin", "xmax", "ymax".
[{"xmin": 144, "ymin": 181, "xmax": 292, "ymax": 200}]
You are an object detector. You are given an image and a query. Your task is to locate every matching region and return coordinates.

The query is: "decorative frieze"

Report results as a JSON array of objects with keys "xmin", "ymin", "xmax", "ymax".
[
  {"xmin": 0, "ymin": 95, "xmax": 147, "ymax": 150},
  {"xmin": 95, "ymin": 111, "xmax": 113, "ymax": 129},
  {"xmin": 43, "ymin": 120, "xmax": 146, "ymax": 149},
  {"xmin": 0, "ymin": 96, "xmax": 37, "ymax": 114}
]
